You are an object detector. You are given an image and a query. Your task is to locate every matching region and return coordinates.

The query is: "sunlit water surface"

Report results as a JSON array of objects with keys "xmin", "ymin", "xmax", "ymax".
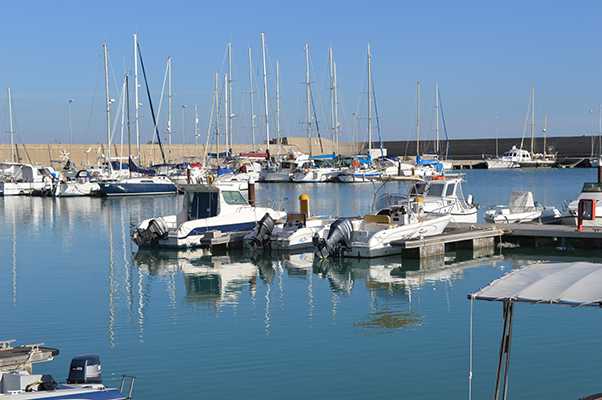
[{"xmin": 1, "ymin": 168, "xmax": 601, "ymax": 400}]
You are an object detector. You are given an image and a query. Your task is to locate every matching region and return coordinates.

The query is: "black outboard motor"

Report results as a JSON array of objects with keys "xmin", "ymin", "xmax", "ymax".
[
  {"xmin": 313, "ymin": 218, "xmax": 353, "ymax": 258},
  {"xmin": 250, "ymin": 213, "xmax": 276, "ymax": 248},
  {"xmin": 67, "ymin": 355, "xmax": 102, "ymax": 384}
]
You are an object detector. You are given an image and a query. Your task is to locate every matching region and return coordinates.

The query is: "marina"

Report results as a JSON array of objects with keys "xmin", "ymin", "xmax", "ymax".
[{"xmin": 4, "ymin": 2, "xmax": 602, "ymax": 399}]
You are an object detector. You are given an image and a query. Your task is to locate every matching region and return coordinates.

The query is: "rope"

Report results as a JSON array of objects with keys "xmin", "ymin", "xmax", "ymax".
[{"xmin": 468, "ymin": 294, "xmax": 474, "ymax": 400}]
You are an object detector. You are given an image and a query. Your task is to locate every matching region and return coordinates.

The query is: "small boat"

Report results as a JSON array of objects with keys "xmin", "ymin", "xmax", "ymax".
[
  {"xmin": 561, "ymin": 181, "xmax": 602, "ymax": 226},
  {"xmin": 291, "ymin": 156, "xmax": 339, "ymax": 183},
  {"xmin": 259, "ymin": 154, "xmax": 309, "ymax": 182},
  {"xmin": 0, "ymin": 340, "xmax": 133, "ymax": 400},
  {"xmin": 132, "ymin": 184, "xmax": 286, "ymax": 248},
  {"xmin": 314, "ymin": 195, "xmax": 451, "ymax": 258},
  {"xmin": 414, "ymin": 175, "xmax": 478, "ymax": 223},
  {"xmin": 473, "ymin": 158, "xmax": 518, "ymax": 169},
  {"xmin": 54, "ymin": 170, "xmax": 100, "ymax": 197},
  {"xmin": 484, "ymin": 191, "xmax": 560, "ymax": 223},
  {"xmin": 94, "ymin": 175, "xmax": 177, "ymax": 197},
  {"xmin": 0, "ymin": 163, "xmax": 55, "ymax": 196},
  {"xmin": 467, "ymin": 262, "xmax": 602, "ymax": 400},
  {"xmin": 245, "ymin": 212, "xmax": 335, "ymax": 252}
]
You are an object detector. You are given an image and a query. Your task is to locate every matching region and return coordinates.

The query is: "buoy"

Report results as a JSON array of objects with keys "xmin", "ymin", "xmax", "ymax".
[{"xmin": 299, "ymin": 193, "xmax": 310, "ymax": 219}]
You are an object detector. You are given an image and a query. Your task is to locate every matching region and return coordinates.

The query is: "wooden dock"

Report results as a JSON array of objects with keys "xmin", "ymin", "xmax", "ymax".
[{"xmin": 498, "ymin": 223, "xmax": 602, "ymax": 248}]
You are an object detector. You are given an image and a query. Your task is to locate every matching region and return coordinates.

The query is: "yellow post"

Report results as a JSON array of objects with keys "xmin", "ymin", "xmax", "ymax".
[{"xmin": 299, "ymin": 193, "xmax": 310, "ymax": 219}]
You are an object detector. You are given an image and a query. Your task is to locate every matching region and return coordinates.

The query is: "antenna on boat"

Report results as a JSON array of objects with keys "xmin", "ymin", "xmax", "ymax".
[
  {"xmin": 248, "ymin": 47, "xmax": 257, "ymax": 151},
  {"xmin": 260, "ymin": 32, "xmax": 270, "ymax": 151}
]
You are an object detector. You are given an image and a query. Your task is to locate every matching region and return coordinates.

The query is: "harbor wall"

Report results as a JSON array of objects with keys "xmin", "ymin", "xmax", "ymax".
[{"xmin": 1, "ymin": 135, "xmax": 600, "ymax": 166}]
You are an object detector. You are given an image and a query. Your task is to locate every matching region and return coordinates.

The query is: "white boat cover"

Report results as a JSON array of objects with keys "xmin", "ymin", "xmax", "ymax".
[
  {"xmin": 470, "ymin": 262, "xmax": 602, "ymax": 307},
  {"xmin": 509, "ymin": 191, "xmax": 535, "ymax": 212}
]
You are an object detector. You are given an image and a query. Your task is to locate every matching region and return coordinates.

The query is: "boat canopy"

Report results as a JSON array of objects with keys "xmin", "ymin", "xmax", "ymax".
[
  {"xmin": 470, "ymin": 262, "xmax": 602, "ymax": 307},
  {"xmin": 310, "ymin": 154, "xmax": 337, "ymax": 160},
  {"xmin": 508, "ymin": 191, "xmax": 536, "ymax": 212},
  {"xmin": 415, "ymin": 155, "xmax": 444, "ymax": 172}
]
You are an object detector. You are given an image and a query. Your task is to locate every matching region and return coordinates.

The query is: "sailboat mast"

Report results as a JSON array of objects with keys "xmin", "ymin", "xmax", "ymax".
[
  {"xmin": 276, "ymin": 60, "xmax": 281, "ymax": 147},
  {"xmin": 125, "ymin": 74, "xmax": 132, "ymax": 178},
  {"xmin": 224, "ymin": 73, "xmax": 229, "ymax": 152},
  {"xmin": 103, "ymin": 42, "xmax": 112, "ymax": 165},
  {"xmin": 215, "ymin": 72, "xmax": 221, "ymax": 160},
  {"xmin": 194, "ymin": 104, "xmax": 199, "ymax": 146},
  {"xmin": 543, "ymin": 114, "xmax": 548, "ymax": 155},
  {"xmin": 227, "ymin": 43, "xmax": 233, "ymax": 149},
  {"xmin": 167, "ymin": 57, "xmax": 173, "ymax": 145},
  {"xmin": 260, "ymin": 32, "xmax": 270, "ymax": 151},
  {"xmin": 599, "ymin": 104, "xmax": 602, "ymax": 156},
  {"xmin": 248, "ymin": 48, "xmax": 257, "ymax": 151},
  {"xmin": 305, "ymin": 43, "xmax": 313, "ymax": 156},
  {"xmin": 435, "ymin": 82, "xmax": 440, "ymax": 155},
  {"xmin": 367, "ymin": 44, "xmax": 373, "ymax": 156},
  {"xmin": 7, "ymin": 88, "xmax": 15, "ymax": 163},
  {"xmin": 416, "ymin": 80, "xmax": 421, "ymax": 156},
  {"xmin": 133, "ymin": 33, "xmax": 141, "ymax": 160},
  {"xmin": 530, "ymin": 87, "xmax": 535, "ymax": 155},
  {"xmin": 333, "ymin": 60, "xmax": 340, "ymax": 155}
]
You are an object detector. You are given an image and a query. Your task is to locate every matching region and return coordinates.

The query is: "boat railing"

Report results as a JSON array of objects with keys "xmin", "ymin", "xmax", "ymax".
[{"xmin": 119, "ymin": 375, "xmax": 136, "ymax": 400}]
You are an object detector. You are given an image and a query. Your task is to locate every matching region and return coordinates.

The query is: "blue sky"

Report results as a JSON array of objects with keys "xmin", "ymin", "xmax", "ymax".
[{"xmin": 1, "ymin": 0, "xmax": 601, "ymax": 145}]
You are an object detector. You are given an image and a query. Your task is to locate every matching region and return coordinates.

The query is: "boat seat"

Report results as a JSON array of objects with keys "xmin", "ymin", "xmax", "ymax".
[{"xmin": 364, "ymin": 214, "xmax": 391, "ymax": 224}]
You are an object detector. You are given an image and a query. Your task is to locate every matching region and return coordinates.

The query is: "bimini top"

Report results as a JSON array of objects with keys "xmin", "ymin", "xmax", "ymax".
[{"xmin": 469, "ymin": 262, "xmax": 602, "ymax": 307}]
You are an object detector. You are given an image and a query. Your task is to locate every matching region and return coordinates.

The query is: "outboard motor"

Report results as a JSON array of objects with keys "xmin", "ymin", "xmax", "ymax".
[
  {"xmin": 67, "ymin": 355, "xmax": 102, "ymax": 384},
  {"xmin": 313, "ymin": 218, "xmax": 353, "ymax": 258},
  {"xmin": 132, "ymin": 218, "xmax": 169, "ymax": 247},
  {"xmin": 249, "ymin": 213, "xmax": 276, "ymax": 248}
]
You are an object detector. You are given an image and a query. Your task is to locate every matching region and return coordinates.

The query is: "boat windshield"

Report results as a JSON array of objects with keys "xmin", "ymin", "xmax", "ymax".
[
  {"xmin": 582, "ymin": 183, "xmax": 602, "ymax": 193},
  {"xmin": 373, "ymin": 193, "xmax": 408, "ymax": 212},
  {"xmin": 427, "ymin": 183, "xmax": 445, "ymax": 197},
  {"xmin": 222, "ymin": 191, "xmax": 248, "ymax": 205},
  {"xmin": 187, "ymin": 192, "xmax": 219, "ymax": 219}
]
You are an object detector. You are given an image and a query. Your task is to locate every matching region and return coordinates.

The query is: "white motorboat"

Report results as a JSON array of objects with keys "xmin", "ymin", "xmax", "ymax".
[
  {"xmin": 259, "ymin": 154, "xmax": 309, "ymax": 182},
  {"xmin": 132, "ymin": 184, "xmax": 286, "ymax": 248},
  {"xmin": 54, "ymin": 170, "xmax": 100, "ymax": 197},
  {"xmin": 0, "ymin": 163, "xmax": 55, "ymax": 196},
  {"xmin": 415, "ymin": 175, "xmax": 478, "ymax": 223},
  {"xmin": 0, "ymin": 340, "xmax": 133, "ymax": 400},
  {"xmin": 291, "ymin": 158, "xmax": 339, "ymax": 183},
  {"xmin": 475, "ymin": 158, "xmax": 518, "ymax": 169},
  {"xmin": 561, "ymin": 181, "xmax": 602, "ymax": 226},
  {"xmin": 484, "ymin": 191, "xmax": 560, "ymax": 223},
  {"xmin": 336, "ymin": 166, "xmax": 381, "ymax": 183},
  {"xmin": 245, "ymin": 212, "xmax": 336, "ymax": 252},
  {"xmin": 314, "ymin": 197, "xmax": 451, "ymax": 258}
]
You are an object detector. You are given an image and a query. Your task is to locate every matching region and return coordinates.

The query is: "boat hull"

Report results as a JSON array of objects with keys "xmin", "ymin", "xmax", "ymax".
[{"xmin": 95, "ymin": 181, "xmax": 177, "ymax": 196}]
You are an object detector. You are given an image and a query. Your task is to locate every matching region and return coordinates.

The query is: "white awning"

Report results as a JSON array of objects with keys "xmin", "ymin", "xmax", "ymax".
[{"xmin": 470, "ymin": 262, "xmax": 602, "ymax": 307}]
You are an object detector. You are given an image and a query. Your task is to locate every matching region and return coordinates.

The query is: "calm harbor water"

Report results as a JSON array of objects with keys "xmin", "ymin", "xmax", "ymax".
[{"xmin": 2, "ymin": 168, "xmax": 602, "ymax": 400}]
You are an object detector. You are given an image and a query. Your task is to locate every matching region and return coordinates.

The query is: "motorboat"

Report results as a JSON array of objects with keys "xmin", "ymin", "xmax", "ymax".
[
  {"xmin": 132, "ymin": 184, "xmax": 286, "ymax": 248},
  {"xmin": 413, "ymin": 175, "xmax": 478, "ymax": 223},
  {"xmin": 0, "ymin": 163, "xmax": 55, "ymax": 196},
  {"xmin": 484, "ymin": 191, "xmax": 560, "ymax": 223},
  {"xmin": 0, "ymin": 340, "xmax": 133, "ymax": 400},
  {"xmin": 473, "ymin": 158, "xmax": 518, "ymax": 169},
  {"xmin": 291, "ymin": 156, "xmax": 339, "ymax": 183},
  {"xmin": 313, "ymin": 195, "xmax": 451, "ymax": 258},
  {"xmin": 245, "ymin": 212, "xmax": 336, "ymax": 252},
  {"xmin": 53, "ymin": 170, "xmax": 100, "ymax": 197},
  {"xmin": 561, "ymin": 181, "xmax": 602, "ymax": 226},
  {"xmin": 94, "ymin": 175, "xmax": 177, "ymax": 197},
  {"xmin": 259, "ymin": 153, "xmax": 309, "ymax": 182}
]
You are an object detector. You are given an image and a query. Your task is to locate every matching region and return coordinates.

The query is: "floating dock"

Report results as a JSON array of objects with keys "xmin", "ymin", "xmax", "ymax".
[
  {"xmin": 391, "ymin": 223, "xmax": 504, "ymax": 263},
  {"xmin": 498, "ymin": 223, "xmax": 602, "ymax": 248}
]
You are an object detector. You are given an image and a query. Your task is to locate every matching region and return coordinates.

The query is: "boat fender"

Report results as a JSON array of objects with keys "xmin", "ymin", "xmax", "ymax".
[{"xmin": 313, "ymin": 218, "xmax": 353, "ymax": 258}]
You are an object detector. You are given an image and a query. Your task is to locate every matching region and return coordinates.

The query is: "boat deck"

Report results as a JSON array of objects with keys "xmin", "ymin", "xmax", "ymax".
[{"xmin": 0, "ymin": 342, "xmax": 59, "ymax": 371}]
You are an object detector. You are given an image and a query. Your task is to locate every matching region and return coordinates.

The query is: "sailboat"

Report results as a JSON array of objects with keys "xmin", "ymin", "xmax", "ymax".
[
  {"xmin": 337, "ymin": 44, "xmax": 383, "ymax": 183},
  {"xmin": 94, "ymin": 43, "xmax": 176, "ymax": 197}
]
